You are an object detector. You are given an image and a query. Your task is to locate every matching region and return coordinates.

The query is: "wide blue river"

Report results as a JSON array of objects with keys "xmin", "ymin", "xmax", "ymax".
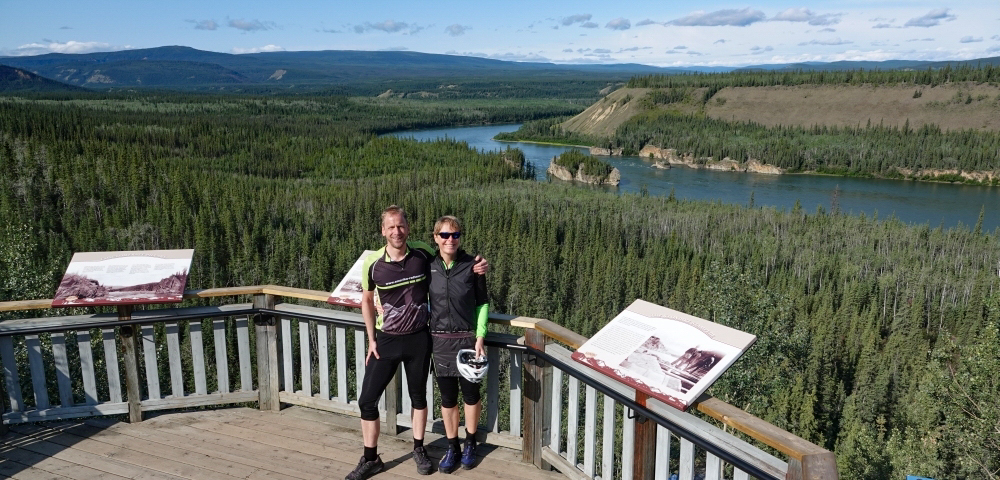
[{"xmin": 392, "ymin": 124, "xmax": 1000, "ymax": 232}]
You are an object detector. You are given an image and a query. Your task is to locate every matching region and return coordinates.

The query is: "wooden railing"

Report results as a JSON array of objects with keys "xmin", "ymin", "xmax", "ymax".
[{"xmin": 0, "ymin": 286, "xmax": 837, "ymax": 480}]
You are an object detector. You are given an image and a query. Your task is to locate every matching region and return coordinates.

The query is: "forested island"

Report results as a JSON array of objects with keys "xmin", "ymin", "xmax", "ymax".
[{"xmin": 1, "ymin": 64, "xmax": 999, "ymax": 480}]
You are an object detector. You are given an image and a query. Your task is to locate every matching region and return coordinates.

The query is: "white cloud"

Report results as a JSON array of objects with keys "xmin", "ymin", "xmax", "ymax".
[
  {"xmin": 228, "ymin": 19, "xmax": 274, "ymax": 32},
  {"xmin": 906, "ymin": 38, "xmax": 935, "ymax": 42},
  {"xmin": 873, "ymin": 23, "xmax": 894, "ymax": 29},
  {"xmin": 354, "ymin": 20, "xmax": 425, "ymax": 34},
  {"xmin": 445, "ymin": 24, "xmax": 470, "ymax": 36},
  {"xmin": 993, "ymin": 35, "xmax": 1000, "ymax": 41},
  {"xmin": 7, "ymin": 40, "xmax": 123, "ymax": 56},
  {"xmin": 798, "ymin": 38, "xmax": 853, "ymax": 46},
  {"xmin": 231, "ymin": 44, "xmax": 284, "ymax": 54},
  {"xmin": 593, "ymin": 48, "xmax": 612, "ymax": 53},
  {"xmin": 750, "ymin": 45, "xmax": 774, "ymax": 54},
  {"xmin": 187, "ymin": 19, "xmax": 218, "ymax": 31},
  {"xmin": 636, "ymin": 19, "xmax": 662, "ymax": 27},
  {"xmin": 960, "ymin": 36, "xmax": 983, "ymax": 43},
  {"xmin": 59, "ymin": 26, "xmax": 72, "ymax": 30},
  {"xmin": 381, "ymin": 46, "xmax": 410, "ymax": 51},
  {"xmin": 562, "ymin": 14, "xmax": 592, "ymax": 26},
  {"xmin": 581, "ymin": 22, "xmax": 599, "ymax": 28},
  {"xmin": 988, "ymin": 45, "xmax": 1000, "ymax": 53},
  {"xmin": 771, "ymin": 8, "xmax": 842, "ymax": 26},
  {"xmin": 669, "ymin": 8, "xmax": 766, "ymax": 27},
  {"xmin": 563, "ymin": 48, "xmax": 574, "ymax": 52},
  {"xmin": 687, "ymin": 51, "xmax": 704, "ymax": 56},
  {"xmin": 606, "ymin": 18, "xmax": 631, "ymax": 30},
  {"xmin": 674, "ymin": 45, "xmax": 687, "ymax": 49},
  {"xmin": 714, "ymin": 39, "xmax": 726, "ymax": 44},
  {"xmin": 904, "ymin": 9, "xmax": 956, "ymax": 28},
  {"xmin": 819, "ymin": 28, "xmax": 836, "ymax": 32}
]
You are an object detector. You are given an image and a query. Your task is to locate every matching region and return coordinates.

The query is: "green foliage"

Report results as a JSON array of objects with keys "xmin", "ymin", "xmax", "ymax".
[
  {"xmin": 493, "ymin": 116, "xmax": 600, "ymax": 146},
  {"xmin": 628, "ymin": 63, "xmax": 1000, "ymax": 89}
]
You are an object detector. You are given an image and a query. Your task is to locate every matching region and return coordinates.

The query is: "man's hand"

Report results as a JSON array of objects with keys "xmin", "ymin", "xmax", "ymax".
[
  {"xmin": 473, "ymin": 255, "xmax": 489, "ymax": 275},
  {"xmin": 475, "ymin": 337, "xmax": 486, "ymax": 360},
  {"xmin": 366, "ymin": 338, "xmax": 380, "ymax": 364}
]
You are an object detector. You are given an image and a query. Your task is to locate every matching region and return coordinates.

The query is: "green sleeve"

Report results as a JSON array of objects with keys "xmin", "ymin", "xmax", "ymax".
[
  {"xmin": 475, "ymin": 303, "xmax": 489, "ymax": 338},
  {"xmin": 408, "ymin": 240, "xmax": 436, "ymax": 256}
]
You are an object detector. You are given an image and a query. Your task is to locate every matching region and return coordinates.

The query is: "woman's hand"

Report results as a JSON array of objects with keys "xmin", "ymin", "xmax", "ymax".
[
  {"xmin": 366, "ymin": 339, "xmax": 380, "ymax": 363},
  {"xmin": 475, "ymin": 336, "xmax": 486, "ymax": 360}
]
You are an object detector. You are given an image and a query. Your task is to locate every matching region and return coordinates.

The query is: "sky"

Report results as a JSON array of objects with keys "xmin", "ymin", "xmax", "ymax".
[{"xmin": 2, "ymin": 0, "xmax": 998, "ymax": 67}]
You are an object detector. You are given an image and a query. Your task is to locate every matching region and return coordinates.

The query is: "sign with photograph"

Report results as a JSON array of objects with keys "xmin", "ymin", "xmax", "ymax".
[
  {"xmin": 327, "ymin": 250, "xmax": 376, "ymax": 308},
  {"xmin": 572, "ymin": 299, "xmax": 756, "ymax": 411},
  {"xmin": 53, "ymin": 249, "xmax": 194, "ymax": 307}
]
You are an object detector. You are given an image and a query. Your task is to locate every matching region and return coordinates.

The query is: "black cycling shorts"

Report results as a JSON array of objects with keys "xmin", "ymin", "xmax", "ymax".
[{"xmin": 357, "ymin": 329, "xmax": 432, "ymax": 421}]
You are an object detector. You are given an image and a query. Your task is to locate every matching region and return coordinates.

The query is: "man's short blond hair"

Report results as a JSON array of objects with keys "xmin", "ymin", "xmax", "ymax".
[
  {"xmin": 433, "ymin": 215, "xmax": 462, "ymax": 235},
  {"xmin": 381, "ymin": 205, "xmax": 408, "ymax": 226}
]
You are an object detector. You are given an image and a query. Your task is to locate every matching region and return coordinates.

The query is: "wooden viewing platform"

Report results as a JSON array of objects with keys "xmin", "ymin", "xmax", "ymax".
[
  {"xmin": 1, "ymin": 406, "xmax": 561, "ymax": 480},
  {"xmin": 0, "ymin": 286, "xmax": 838, "ymax": 480}
]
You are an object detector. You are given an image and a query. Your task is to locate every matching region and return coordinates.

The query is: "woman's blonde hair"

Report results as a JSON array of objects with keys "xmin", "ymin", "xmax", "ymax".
[{"xmin": 433, "ymin": 215, "xmax": 462, "ymax": 235}]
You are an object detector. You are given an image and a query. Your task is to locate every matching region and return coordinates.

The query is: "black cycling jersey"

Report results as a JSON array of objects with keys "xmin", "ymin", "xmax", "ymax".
[{"xmin": 361, "ymin": 241, "xmax": 434, "ymax": 335}]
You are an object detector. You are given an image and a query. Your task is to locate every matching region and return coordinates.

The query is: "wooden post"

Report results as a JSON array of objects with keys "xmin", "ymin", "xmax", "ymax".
[
  {"xmin": 383, "ymin": 365, "xmax": 401, "ymax": 436},
  {"xmin": 118, "ymin": 306, "xmax": 143, "ymax": 423},
  {"xmin": 786, "ymin": 452, "xmax": 839, "ymax": 480},
  {"xmin": 254, "ymin": 294, "xmax": 281, "ymax": 412},
  {"xmin": 632, "ymin": 391, "xmax": 657, "ymax": 480},
  {"xmin": 522, "ymin": 328, "xmax": 552, "ymax": 469}
]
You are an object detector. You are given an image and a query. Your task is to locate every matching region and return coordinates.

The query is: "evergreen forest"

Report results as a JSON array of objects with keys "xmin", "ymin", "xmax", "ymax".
[{"xmin": 1, "ymin": 88, "xmax": 1000, "ymax": 479}]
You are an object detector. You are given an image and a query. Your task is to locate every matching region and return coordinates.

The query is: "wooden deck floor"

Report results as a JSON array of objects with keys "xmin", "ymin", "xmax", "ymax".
[{"xmin": 0, "ymin": 406, "xmax": 567, "ymax": 480}]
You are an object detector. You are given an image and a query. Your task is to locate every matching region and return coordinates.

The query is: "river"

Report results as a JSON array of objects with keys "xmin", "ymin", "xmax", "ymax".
[{"xmin": 391, "ymin": 124, "xmax": 1000, "ymax": 232}]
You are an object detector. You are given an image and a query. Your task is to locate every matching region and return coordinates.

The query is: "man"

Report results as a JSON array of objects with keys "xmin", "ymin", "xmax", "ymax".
[{"xmin": 346, "ymin": 205, "xmax": 487, "ymax": 480}]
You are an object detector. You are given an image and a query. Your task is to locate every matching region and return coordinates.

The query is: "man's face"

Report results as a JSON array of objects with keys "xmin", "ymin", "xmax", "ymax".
[{"xmin": 381, "ymin": 213, "xmax": 409, "ymax": 249}]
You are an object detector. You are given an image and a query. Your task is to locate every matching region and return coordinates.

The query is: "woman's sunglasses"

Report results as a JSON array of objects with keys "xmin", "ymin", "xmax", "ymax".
[{"xmin": 437, "ymin": 232, "xmax": 462, "ymax": 239}]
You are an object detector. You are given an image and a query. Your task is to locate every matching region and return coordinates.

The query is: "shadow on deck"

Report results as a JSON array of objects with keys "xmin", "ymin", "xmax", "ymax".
[{"xmin": 0, "ymin": 406, "xmax": 563, "ymax": 480}]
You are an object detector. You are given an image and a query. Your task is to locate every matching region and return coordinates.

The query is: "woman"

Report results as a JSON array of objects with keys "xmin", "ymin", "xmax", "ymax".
[{"xmin": 427, "ymin": 215, "xmax": 489, "ymax": 473}]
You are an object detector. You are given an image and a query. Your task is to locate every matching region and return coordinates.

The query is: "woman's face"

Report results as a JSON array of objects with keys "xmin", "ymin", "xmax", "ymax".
[{"xmin": 434, "ymin": 225, "xmax": 462, "ymax": 256}]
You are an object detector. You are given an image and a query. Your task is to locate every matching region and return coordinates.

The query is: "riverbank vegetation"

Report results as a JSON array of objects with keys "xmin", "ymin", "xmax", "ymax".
[{"xmin": 2, "ymin": 93, "xmax": 999, "ymax": 479}]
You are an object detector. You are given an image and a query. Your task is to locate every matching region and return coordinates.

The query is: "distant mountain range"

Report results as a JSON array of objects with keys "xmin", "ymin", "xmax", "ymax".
[
  {"xmin": 0, "ymin": 64, "xmax": 88, "ymax": 92},
  {"xmin": 1, "ymin": 45, "xmax": 998, "ymax": 93}
]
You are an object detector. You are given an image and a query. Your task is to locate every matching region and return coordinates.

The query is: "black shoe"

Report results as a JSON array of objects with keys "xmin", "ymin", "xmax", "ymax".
[
  {"xmin": 346, "ymin": 455, "xmax": 384, "ymax": 480},
  {"xmin": 413, "ymin": 446, "xmax": 433, "ymax": 475}
]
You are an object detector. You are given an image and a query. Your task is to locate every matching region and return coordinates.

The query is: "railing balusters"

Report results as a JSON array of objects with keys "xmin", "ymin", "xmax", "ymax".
[
  {"xmin": 336, "ymin": 326, "xmax": 347, "ymax": 403},
  {"xmin": 51, "ymin": 332, "xmax": 73, "ymax": 407},
  {"xmin": 281, "ymin": 318, "xmax": 293, "ymax": 392},
  {"xmin": 141, "ymin": 325, "xmax": 160, "ymax": 399},
  {"xmin": 601, "ymin": 394, "xmax": 615, "ymax": 480},
  {"xmin": 486, "ymin": 346, "xmax": 500, "ymax": 432},
  {"xmin": 621, "ymin": 404, "xmax": 635, "ymax": 480},
  {"xmin": 212, "ymin": 319, "xmax": 229, "ymax": 393},
  {"xmin": 190, "ymin": 321, "xmax": 207, "ymax": 396},
  {"xmin": 318, "ymin": 323, "xmax": 330, "ymax": 399},
  {"xmin": 25, "ymin": 334, "xmax": 48, "ymax": 409},
  {"xmin": 679, "ymin": 438, "xmax": 695, "ymax": 480},
  {"xmin": 77, "ymin": 330, "xmax": 98, "ymax": 405},
  {"xmin": 706, "ymin": 452, "xmax": 723, "ymax": 480},
  {"xmin": 102, "ymin": 328, "xmax": 122, "ymax": 403},
  {"xmin": 354, "ymin": 329, "xmax": 364, "ymax": 401},
  {"xmin": 567, "ymin": 375, "xmax": 579, "ymax": 466},
  {"xmin": 299, "ymin": 320, "xmax": 311, "ymax": 396},
  {"xmin": 583, "ymin": 385, "xmax": 596, "ymax": 476},
  {"xmin": 655, "ymin": 424, "xmax": 671, "ymax": 480},
  {"xmin": 550, "ymin": 368, "xmax": 563, "ymax": 454},
  {"xmin": 0, "ymin": 336, "xmax": 23, "ymax": 413},
  {"xmin": 165, "ymin": 322, "xmax": 183, "ymax": 397},
  {"xmin": 734, "ymin": 467, "xmax": 751, "ymax": 480},
  {"xmin": 236, "ymin": 316, "xmax": 252, "ymax": 392},
  {"xmin": 509, "ymin": 350, "xmax": 522, "ymax": 437}
]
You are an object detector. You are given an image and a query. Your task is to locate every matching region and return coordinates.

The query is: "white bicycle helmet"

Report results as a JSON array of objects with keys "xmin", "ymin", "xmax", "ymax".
[{"xmin": 456, "ymin": 349, "xmax": 488, "ymax": 383}]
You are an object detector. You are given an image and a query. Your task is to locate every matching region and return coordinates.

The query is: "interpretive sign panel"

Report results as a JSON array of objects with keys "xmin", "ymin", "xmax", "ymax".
[
  {"xmin": 327, "ymin": 250, "xmax": 376, "ymax": 308},
  {"xmin": 572, "ymin": 299, "xmax": 756, "ymax": 411},
  {"xmin": 53, "ymin": 249, "xmax": 194, "ymax": 307}
]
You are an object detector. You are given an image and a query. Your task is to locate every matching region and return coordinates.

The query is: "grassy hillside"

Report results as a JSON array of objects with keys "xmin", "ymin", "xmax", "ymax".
[{"xmin": 0, "ymin": 65, "xmax": 88, "ymax": 93}]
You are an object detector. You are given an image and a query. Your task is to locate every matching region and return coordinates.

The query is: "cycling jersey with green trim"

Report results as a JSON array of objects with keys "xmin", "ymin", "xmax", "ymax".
[{"xmin": 361, "ymin": 241, "xmax": 435, "ymax": 335}]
